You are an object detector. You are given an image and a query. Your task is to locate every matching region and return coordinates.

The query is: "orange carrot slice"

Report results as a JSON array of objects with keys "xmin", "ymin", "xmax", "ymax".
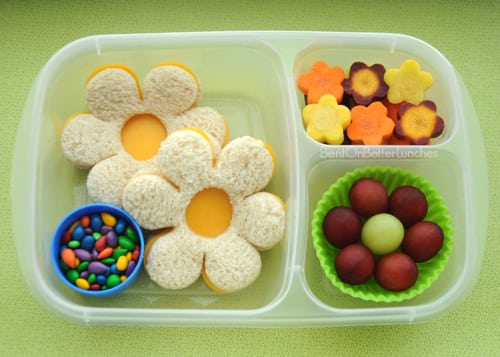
[
  {"xmin": 347, "ymin": 101, "xmax": 395, "ymax": 145},
  {"xmin": 298, "ymin": 61, "xmax": 345, "ymax": 104},
  {"xmin": 382, "ymin": 98, "xmax": 405, "ymax": 124}
]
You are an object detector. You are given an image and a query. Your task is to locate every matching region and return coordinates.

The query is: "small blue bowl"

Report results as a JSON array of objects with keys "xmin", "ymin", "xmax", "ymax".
[{"xmin": 51, "ymin": 203, "xmax": 144, "ymax": 297}]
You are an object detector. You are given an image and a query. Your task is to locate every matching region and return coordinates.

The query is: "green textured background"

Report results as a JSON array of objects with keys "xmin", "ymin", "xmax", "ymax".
[{"xmin": 1, "ymin": 1, "xmax": 498, "ymax": 355}]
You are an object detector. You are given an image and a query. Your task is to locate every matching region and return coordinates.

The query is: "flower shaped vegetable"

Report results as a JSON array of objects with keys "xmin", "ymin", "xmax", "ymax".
[
  {"xmin": 61, "ymin": 62, "xmax": 228, "ymax": 207},
  {"xmin": 298, "ymin": 61, "xmax": 345, "ymax": 104},
  {"xmin": 122, "ymin": 129, "xmax": 286, "ymax": 293},
  {"xmin": 343, "ymin": 62, "xmax": 388, "ymax": 105},
  {"xmin": 302, "ymin": 94, "xmax": 351, "ymax": 144},
  {"xmin": 347, "ymin": 101, "xmax": 395, "ymax": 145},
  {"xmin": 384, "ymin": 59, "xmax": 433, "ymax": 104},
  {"xmin": 394, "ymin": 100, "xmax": 445, "ymax": 144}
]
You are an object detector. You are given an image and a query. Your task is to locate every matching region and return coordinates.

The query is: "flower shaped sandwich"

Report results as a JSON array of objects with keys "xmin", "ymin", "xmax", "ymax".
[
  {"xmin": 122, "ymin": 129, "xmax": 286, "ymax": 293},
  {"xmin": 61, "ymin": 62, "xmax": 228, "ymax": 207}
]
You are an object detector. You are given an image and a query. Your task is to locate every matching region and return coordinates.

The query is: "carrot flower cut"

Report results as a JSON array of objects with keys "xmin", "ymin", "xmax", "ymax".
[
  {"xmin": 302, "ymin": 94, "xmax": 351, "ymax": 144},
  {"xmin": 347, "ymin": 101, "xmax": 395, "ymax": 145},
  {"xmin": 343, "ymin": 62, "xmax": 388, "ymax": 105},
  {"xmin": 298, "ymin": 61, "xmax": 345, "ymax": 105},
  {"xmin": 384, "ymin": 59, "xmax": 433, "ymax": 104},
  {"xmin": 394, "ymin": 100, "xmax": 445, "ymax": 145}
]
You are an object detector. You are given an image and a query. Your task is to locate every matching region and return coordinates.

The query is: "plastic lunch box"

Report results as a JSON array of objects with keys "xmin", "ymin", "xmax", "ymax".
[{"xmin": 11, "ymin": 31, "xmax": 488, "ymax": 326}]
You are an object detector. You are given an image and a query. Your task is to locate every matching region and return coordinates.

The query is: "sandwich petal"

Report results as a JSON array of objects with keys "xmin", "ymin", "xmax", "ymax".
[
  {"xmin": 61, "ymin": 113, "xmax": 121, "ymax": 168},
  {"xmin": 145, "ymin": 226, "xmax": 204, "ymax": 290},
  {"xmin": 143, "ymin": 64, "xmax": 200, "ymax": 117},
  {"xmin": 168, "ymin": 106, "xmax": 228, "ymax": 148},
  {"xmin": 156, "ymin": 130, "xmax": 214, "ymax": 193},
  {"xmin": 85, "ymin": 66, "xmax": 143, "ymax": 122},
  {"xmin": 122, "ymin": 173, "xmax": 182, "ymax": 231},
  {"xmin": 86, "ymin": 152, "xmax": 149, "ymax": 207},
  {"xmin": 202, "ymin": 231, "xmax": 261, "ymax": 293},
  {"xmin": 215, "ymin": 136, "xmax": 275, "ymax": 198},
  {"xmin": 233, "ymin": 192, "xmax": 286, "ymax": 250}
]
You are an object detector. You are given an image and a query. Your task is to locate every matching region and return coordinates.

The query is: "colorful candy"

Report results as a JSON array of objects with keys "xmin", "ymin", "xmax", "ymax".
[
  {"xmin": 61, "ymin": 248, "xmax": 77, "ymax": 268},
  {"xmin": 57, "ymin": 212, "xmax": 141, "ymax": 291}
]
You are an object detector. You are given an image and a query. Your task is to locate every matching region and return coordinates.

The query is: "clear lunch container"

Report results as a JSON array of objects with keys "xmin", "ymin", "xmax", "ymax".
[{"xmin": 11, "ymin": 31, "xmax": 488, "ymax": 326}]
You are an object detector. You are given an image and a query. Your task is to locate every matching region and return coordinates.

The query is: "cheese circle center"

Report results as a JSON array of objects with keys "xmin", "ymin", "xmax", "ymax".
[
  {"xmin": 186, "ymin": 188, "xmax": 233, "ymax": 238},
  {"xmin": 121, "ymin": 114, "xmax": 167, "ymax": 160}
]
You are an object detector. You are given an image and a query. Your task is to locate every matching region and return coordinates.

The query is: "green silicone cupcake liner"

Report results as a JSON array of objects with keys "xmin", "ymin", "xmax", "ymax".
[{"xmin": 311, "ymin": 166, "xmax": 454, "ymax": 303}]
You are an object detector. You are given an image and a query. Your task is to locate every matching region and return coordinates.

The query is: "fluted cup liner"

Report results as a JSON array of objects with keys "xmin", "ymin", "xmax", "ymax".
[{"xmin": 312, "ymin": 166, "xmax": 454, "ymax": 302}]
